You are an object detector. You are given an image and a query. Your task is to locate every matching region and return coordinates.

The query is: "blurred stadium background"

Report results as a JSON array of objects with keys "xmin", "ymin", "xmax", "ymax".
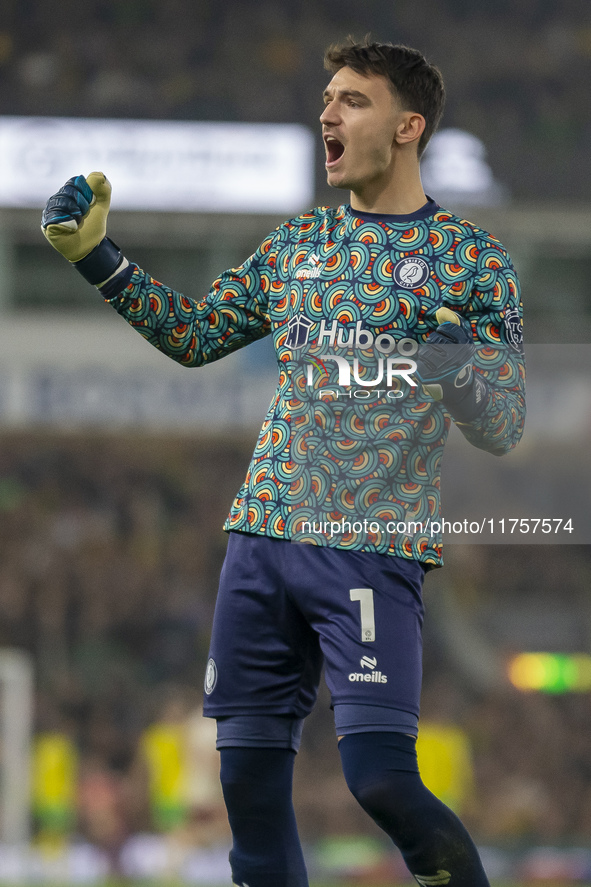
[{"xmin": 0, "ymin": 1, "xmax": 590, "ymax": 885}]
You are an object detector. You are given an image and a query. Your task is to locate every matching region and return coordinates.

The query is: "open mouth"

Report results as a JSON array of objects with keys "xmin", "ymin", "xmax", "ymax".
[{"xmin": 324, "ymin": 135, "xmax": 345, "ymax": 167}]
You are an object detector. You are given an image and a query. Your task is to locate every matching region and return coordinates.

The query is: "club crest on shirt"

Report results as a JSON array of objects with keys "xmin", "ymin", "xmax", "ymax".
[{"xmin": 393, "ymin": 256, "xmax": 430, "ymax": 289}]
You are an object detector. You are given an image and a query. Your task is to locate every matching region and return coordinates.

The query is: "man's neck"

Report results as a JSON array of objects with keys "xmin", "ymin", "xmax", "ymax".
[{"xmin": 349, "ymin": 155, "xmax": 427, "ymax": 215}]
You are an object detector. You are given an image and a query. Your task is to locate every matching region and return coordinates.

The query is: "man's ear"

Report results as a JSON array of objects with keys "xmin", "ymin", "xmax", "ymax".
[{"xmin": 395, "ymin": 112, "xmax": 425, "ymax": 149}]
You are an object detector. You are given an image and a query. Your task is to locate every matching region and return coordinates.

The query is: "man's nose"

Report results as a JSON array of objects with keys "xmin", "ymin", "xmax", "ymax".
[{"xmin": 320, "ymin": 103, "xmax": 339, "ymax": 126}]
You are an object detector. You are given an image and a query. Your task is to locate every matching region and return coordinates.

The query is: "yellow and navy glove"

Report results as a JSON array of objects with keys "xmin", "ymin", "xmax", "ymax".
[
  {"xmin": 41, "ymin": 172, "xmax": 132, "ymax": 294},
  {"xmin": 415, "ymin": 307, "xmax": 488, "ymax": 422}
]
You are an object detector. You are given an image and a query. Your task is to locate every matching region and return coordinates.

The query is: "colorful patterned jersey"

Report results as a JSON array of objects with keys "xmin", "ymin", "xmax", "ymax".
[{"xmin": 106, "ymin": 199, "xmax": 525, "ymax": 567}]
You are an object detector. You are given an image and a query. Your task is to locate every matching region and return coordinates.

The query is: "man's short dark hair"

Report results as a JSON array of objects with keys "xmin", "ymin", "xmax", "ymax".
[{"xmin": 324, "ymin": 38, "xmax": 445, "ymax": 156}]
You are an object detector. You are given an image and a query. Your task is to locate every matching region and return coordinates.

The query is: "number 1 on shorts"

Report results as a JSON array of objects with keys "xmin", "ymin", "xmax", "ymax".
[{"xmin": 349, "ymin": 588, "xmax": 376, "ymax": 642}]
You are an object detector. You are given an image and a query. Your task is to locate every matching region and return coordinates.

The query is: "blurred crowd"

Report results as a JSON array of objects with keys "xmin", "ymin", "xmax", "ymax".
[
  {"xmin": 0, "ymin": 0, "xmax": 590, "ymax": 200},
  {"xmin": 0, "ymin": 431, "xmax": 244, "ymax": 857},
  {"xmin": 0, "ymin": 431, "xmax": 590, "ymax": 857}
]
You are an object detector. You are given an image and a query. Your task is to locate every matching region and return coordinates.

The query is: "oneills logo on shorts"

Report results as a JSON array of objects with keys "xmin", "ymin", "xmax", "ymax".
[{"xmin": 349, "ymin": 656, "xmax": 388, "ymax": 683}]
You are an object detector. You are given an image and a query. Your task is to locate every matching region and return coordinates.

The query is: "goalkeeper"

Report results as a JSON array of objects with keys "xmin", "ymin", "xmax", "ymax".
[{"xmin": 42, "ymin": 39, "xmax": 524, "ymax": 887}]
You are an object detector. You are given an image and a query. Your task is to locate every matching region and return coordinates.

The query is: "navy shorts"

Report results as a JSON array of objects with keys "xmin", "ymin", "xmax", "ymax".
[{"xmin": 203, "ymin": 532, "xmax": 425, "ymax": 736}]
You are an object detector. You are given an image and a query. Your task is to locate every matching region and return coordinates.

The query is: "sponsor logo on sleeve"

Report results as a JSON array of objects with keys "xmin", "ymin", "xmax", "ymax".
[{"xmin": 503, "ymin": 307, "xmax": 523, "ymax": 350}]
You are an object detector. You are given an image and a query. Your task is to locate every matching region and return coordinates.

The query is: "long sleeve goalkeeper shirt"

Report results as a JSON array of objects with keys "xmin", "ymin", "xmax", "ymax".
[{"xmin": 104, "ymin": 199, "xmax": 525, "ymax": 567}]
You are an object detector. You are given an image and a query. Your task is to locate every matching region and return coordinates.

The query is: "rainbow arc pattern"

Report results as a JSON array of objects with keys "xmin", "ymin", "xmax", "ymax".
[{"xmin": 108, "ymin": 203, "xmax": 525, "ymax": 566}]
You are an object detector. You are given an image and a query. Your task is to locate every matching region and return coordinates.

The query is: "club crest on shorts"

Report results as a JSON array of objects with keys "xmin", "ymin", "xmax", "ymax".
[
  {"xmin": 393, "ymin": 256, "xmax": 430, "ymax": 289},
  {"xmin": 204, "ymin": 658, "xmax": 218, "ymax": 695}
]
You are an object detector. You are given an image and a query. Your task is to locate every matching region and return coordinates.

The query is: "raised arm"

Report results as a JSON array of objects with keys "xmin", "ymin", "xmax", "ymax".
[
  {"xmin": 41, "ymin": 172, "xmax": 278, "ymax": 367},
  {"xmin": 103, "ymin": 245, "xmax": 277, "ymax": 367}
]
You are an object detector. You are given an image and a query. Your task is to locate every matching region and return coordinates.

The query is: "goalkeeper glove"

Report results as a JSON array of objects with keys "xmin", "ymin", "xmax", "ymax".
[
  {"xmin": 415, "ymin": 306, "xmax": 488, "ymax": 422},
  {"xmin": 41, "ymin": 172, "xmax": 129, "ymax": 289}
]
